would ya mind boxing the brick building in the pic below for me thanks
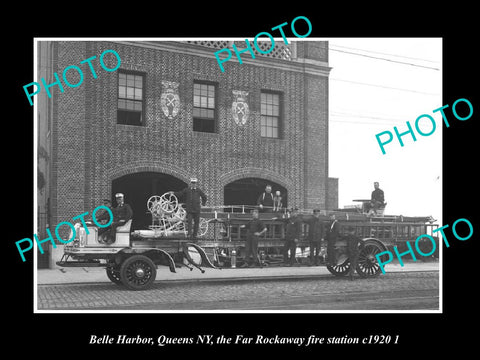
[36,39,338,267]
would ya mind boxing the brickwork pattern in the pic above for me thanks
[48,41,331,236]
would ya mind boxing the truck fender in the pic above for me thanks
[117,248,176,273]
[185,243,218,269]
[359,237,388,252]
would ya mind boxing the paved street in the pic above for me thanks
[37,270,439,311]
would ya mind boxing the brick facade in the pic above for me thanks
[39,40,336,239]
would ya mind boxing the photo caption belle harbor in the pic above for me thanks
[88,334,400,347]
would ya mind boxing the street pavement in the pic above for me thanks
[36,269,439,311]
[37,260,439,285]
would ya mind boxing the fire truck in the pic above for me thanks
[57,193,439,290]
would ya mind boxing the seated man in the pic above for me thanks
[98,193,133,243]
[367,182,385,215]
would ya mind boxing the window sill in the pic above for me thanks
[193,130,219,136]
[116,123,147,130]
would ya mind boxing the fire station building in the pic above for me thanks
[36,39,338,267]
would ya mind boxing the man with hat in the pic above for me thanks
[257,184,274,212]
[170,177,207,240]
[367,181,385,215]
[98,193,133,243]
[307,209,324,266]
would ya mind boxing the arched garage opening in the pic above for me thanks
[224,177,288,212]
[112,172,187,230]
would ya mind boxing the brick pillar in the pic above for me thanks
[51,41,87,239]
[301,41,331,210]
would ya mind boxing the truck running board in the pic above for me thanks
[56,260,104,267]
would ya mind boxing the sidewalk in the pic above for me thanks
[36,260,440,285]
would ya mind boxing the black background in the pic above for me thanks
[5,5,478,356]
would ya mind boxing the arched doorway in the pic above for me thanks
[112,172,187,230]
[224,177,288,212]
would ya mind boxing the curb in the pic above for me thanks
[36,262,440,286]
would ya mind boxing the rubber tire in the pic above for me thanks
[119,255,157,290]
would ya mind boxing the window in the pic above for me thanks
[260,92,281,138]
[193,82,216,133]
[117,71,144,126]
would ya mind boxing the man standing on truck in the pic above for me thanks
[257,184,274,212]
[170,177,207,240]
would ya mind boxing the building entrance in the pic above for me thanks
[112,172,187,230]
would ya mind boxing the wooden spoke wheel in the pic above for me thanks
[356,240,386,277]
[326,258,351,276]
[119,255,157,290]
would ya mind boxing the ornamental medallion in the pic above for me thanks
[232,90,249,126]
[161,81,180,119]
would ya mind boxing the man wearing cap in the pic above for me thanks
[257,184,274,212]
[282,207,303,266]
[307,209,324,266]
[368,182,385,215]
[98,193,133,243]
[170,178,207,240]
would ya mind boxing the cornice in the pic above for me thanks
[114,41,331,77]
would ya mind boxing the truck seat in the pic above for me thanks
[116,219,132,233]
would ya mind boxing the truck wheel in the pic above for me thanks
[119,255,157,290]
[326,260,351,276]
[106,266,123,285]
[356,241,385,277]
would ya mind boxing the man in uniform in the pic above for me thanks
[307,209,324,266]
[257,184,274,212]
[170,178,207,240]
[344,226,361,281]
[282,207,303,266]
[368,181,385,215]
[325,213,340,266]
[98,193,133,244]
[240,208,267,267]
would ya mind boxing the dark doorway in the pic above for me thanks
[224,177,287,212]
[112,172,187,230]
